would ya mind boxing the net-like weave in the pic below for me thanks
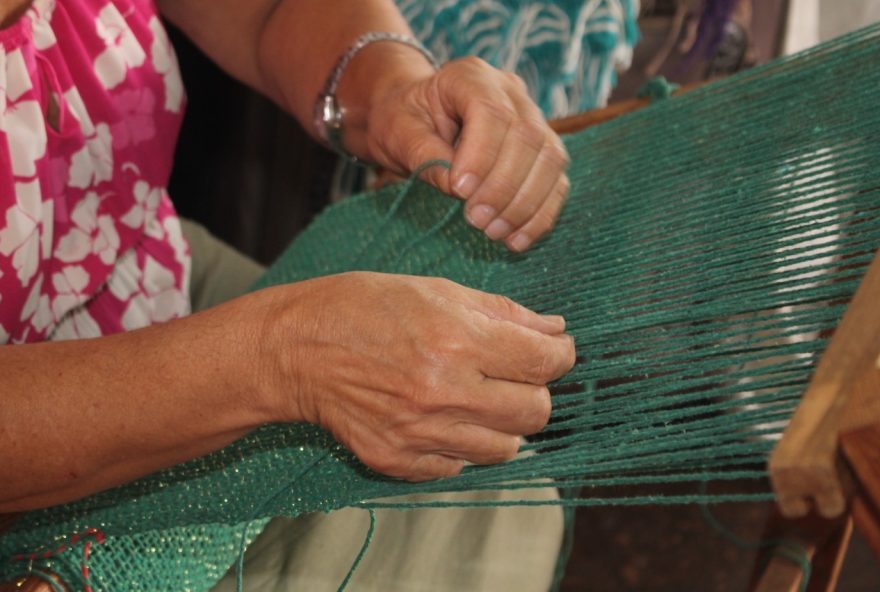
[3,22,880,591]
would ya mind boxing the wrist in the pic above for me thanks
[170,292,301,428]
[252,284,321,425]
[329,39,437,162]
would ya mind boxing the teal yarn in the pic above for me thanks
[336,510,377,592]
[4,22,880,590]
[636,76,680,100]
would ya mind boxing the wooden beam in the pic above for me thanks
[839,364,880,560]
[749,509,852,592]
[770,249,880,518]
[548,82,704,135]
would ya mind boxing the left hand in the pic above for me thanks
[364,57,570,253]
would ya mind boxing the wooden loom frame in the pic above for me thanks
[2,91,879,592]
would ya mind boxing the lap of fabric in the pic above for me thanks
[181,219,564,592]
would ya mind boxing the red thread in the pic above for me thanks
[10,527,106,592]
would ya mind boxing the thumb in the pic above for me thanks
[399,123,456,195]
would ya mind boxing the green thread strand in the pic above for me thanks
[337,509,377,592]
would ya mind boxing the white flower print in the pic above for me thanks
[19,272,52,333]
[120,179,161,230]
[107,249,138,301]
[54,192,121,265]
[1,48,47,177]
[148,17,183,113]
[63,87,96,137]
[51,264,90,320]
[68,122,113,189]
[49,265,101,339]
[0,179,53,286]
[163,215,191,300]
[31,0,59,50]
[50,307,101,341]
[162,214,189,269]
[119,254,187,330]
[93,3,147,90]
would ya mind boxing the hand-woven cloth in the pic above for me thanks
[3,21,880,591]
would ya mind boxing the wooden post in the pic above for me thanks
[770,249,880,518]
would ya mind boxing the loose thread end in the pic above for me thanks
[336,508,377,592]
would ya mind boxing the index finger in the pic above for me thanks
[437,279,566,335]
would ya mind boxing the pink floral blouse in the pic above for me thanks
[0,0,190,344]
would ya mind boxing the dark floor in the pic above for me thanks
[559,496,880,591]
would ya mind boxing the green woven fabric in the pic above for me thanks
[4,22,880,591]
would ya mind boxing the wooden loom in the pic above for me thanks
[2,92,879,592]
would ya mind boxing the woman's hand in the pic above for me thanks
[261,272,575,482]
[361,57,570,253]
[161,0,568,251]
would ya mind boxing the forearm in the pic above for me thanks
[257,0,434,153]
[160,0,434,158]
[0,295,279,513]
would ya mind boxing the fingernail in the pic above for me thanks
[544,314,566,330]
[508,232,532,252]
[466,204,496,229]
[485,218,513,240]
[454,173,480,199]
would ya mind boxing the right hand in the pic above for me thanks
[258,272,575,481]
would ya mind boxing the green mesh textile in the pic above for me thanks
[4,22,880,591]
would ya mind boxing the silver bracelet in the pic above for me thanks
[314,32,440,163]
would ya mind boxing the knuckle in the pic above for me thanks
[414,370,450,413]
[492,294,522,320]
[459,55,488,70]
[362,446,403,477]
[510,120,547,152]
[478,99,516,127]
[526,207,560,239]
[535,348,556,380]
[430,276,457,291]
[564,336,577,370]
[409,135,440,162]
[504,71,528,92]
[546,142,571,169]
[484,175,521,204]
[441,459,466,478]
[436,334,468,359]
[558,174,571,196]
[407,455,463,482]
